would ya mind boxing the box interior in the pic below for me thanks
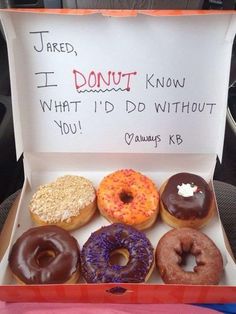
[0,152,236,287]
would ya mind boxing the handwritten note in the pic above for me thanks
[1,12,235,155]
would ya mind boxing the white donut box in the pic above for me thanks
[0,8,235,303]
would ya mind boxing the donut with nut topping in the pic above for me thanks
[29,175,96,231]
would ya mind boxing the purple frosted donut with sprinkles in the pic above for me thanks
[81,223,154,283]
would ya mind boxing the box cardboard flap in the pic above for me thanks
[0,10,235,160]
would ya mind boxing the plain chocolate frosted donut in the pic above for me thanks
[81,223,154,283]
[156,228,223,285]
[9,225,80,284]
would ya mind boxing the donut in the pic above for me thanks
[160,172,214,229]
[8,225,80,284]
[97,169,159,230]
[29,175,96,231]
[156,227,223,285]
[81,223,154,283]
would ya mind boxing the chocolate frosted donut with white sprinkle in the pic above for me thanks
[29,175,96,231]
[81,223,154,283]
[160,172,214,229]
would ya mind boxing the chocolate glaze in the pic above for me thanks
[161,173,212,220]
[8,225,80,284]
[81,223,154,283]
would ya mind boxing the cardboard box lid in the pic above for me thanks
[0,10,235,161]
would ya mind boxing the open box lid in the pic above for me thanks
[0,10,236,163]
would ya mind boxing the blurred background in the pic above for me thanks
[0,0,235,204]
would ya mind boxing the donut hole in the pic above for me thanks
[119,190,133,204]
[178,251,197,272]
[36,250,56,267]
[109,248,129,266]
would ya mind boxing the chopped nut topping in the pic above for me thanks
[29,175,95,223]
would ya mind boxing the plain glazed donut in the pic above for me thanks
[156,227,223,285]
[160,172,214,229]
[97,169,159,230]
[8,225,80,284]
[29,175,96,231]
[81,223,154,283]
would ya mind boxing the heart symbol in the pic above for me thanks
[125,133,134,145]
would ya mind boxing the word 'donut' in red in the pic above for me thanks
[73,69,137,93]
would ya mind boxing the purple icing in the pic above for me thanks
[81,223,154,283]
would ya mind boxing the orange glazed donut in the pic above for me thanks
[97,169,159,230]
